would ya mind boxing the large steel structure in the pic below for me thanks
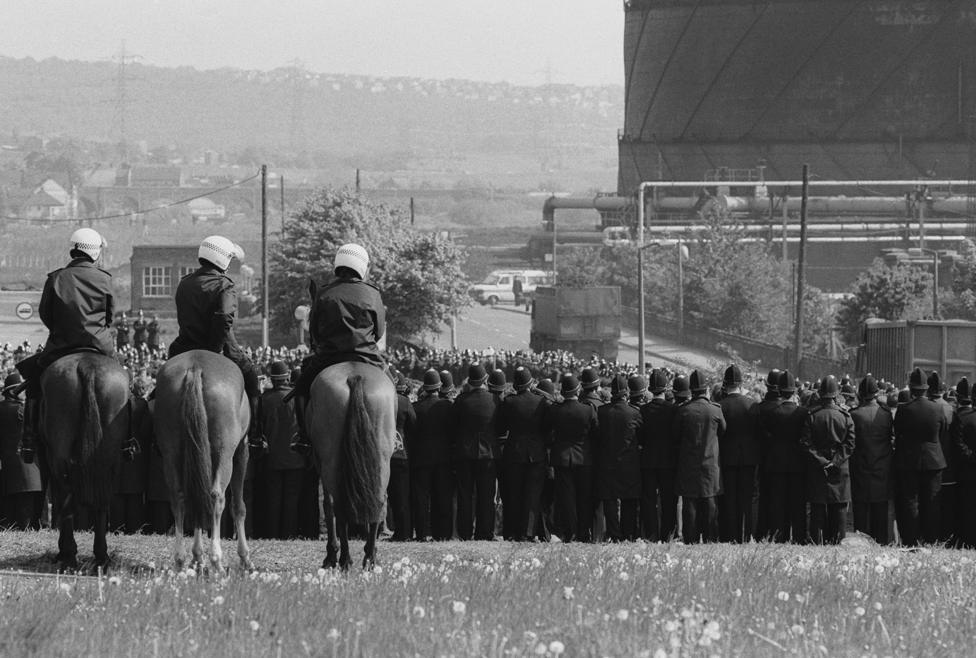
[618,1,976,191]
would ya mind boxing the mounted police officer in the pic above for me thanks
[169,235,261,442]
[16,228,115,461]
[291,243,386,451]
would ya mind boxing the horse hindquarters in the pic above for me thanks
[339,375,384,527]
[178,366,214,532]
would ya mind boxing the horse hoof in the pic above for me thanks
[339,558,352,572]
[323,556,338,570]
[58,556,79,573]
[362,557,375,571]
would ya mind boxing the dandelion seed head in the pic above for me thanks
[548,640,565,655]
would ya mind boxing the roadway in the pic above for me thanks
[429,301,725,372]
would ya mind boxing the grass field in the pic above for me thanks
[0,529,972,657]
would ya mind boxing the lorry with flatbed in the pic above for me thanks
[529,286,621,360]
[857,319,976,385]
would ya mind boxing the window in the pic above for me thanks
[142,266,171,298]
[178,266,194,279]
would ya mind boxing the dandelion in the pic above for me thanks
[106,576,120,586]
[249,620,260,632]
[548,640,565,655]
[452,600,467,615]
[651,596,662,607]
[533,643,548,655]
[616,609,630,621]
[852,590,862,599]
[317,568,327,578]
[854,606,866,617]
[875,564,885,574]
[791,624,805,636]
[531,558,542,568]
[443,554,456,563]
[326,628,340,641]
[665,621,680,633]
[654,650,668,658]
[702,620,721,640]
[412,605,426,618]
[776,591,790,601]
[58,582,72,596]
[213,595,225,606]
[794,594,806,604]
[732,588,742,598]
[618,571,630,582]
[185,567,197,578]
[873,602,883,612]
[562,586,575,600]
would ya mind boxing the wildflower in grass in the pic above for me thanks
[854,606,866,617]
[108,576,121,586]
[732,588,742,598]
[185,567,196,578]
[327,628,340,641]
[531,558,542,568]
[548,640,565,655]
[562,586,574,600]
[213,595,225,606]
[654,650,668,658]
[58,582,72,597]
[317,568,327,578]
[790,624,805,636]
[665,621,679,633]
[852,590,862,599]
[249,620,260,632]
[873,602,883,612]
[452,600,466,615]
[776,591,790,601]
[412,605,426,618]
[794,594,806,603]
[533,643,547,655]
[618,571,629,581]
[443,554,456,563]
[616,609,630,621]
[651,596,662,607]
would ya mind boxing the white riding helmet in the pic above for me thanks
[334,243,370,279]
[199,235,245,271]
[69,227,106,261]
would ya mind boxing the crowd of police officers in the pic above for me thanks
[3,352,975,548]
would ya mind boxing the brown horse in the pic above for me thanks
[41,352,129,571]
[153,350,252,571]
[307,362,395,570]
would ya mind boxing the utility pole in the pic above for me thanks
[355,169,361,193]
[280,174,286,232]
[261,165,269,348]
[793,165,809,376]
[410,197,415,226]
[109,40,140,161]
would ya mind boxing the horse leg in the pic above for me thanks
[172,495,187,569]
[230,440,253,571]
[363,522,379,571]
[336,510,352,571]
[93,507,110,571]
[322,493,339,569]
[56,494,79,572]
[191,528,205,568]
[210,486,226,573]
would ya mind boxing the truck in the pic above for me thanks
[857,319,976,385]
[529,286,621,360]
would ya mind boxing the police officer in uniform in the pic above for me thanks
[952,378,976,547]
[496,366,548,541]
[596,374,643,541]
[718,364,759,543]
[411,369,454,540]
[451,364,500,540]
[849,375,894,544]
[928,372,960,545]
[763,371,808,543]
[893,367,947,546]
[754,369,781,540]
[259,360,306,539]
[291,243,386,449]
[801,376,855,545]
[388,371,416,541]
[673,370,725,543]
[169,235,261,441]
[16,228,115,461]
[544,374,598,542]
[0,373,43,529]
[638,368,678,541]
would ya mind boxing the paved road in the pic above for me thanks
[430,302,724,371]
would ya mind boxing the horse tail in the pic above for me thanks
[339,375,384,525]
[77,360,111,506]
[179,366,213,529]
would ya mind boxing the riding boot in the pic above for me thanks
[290,395,312,456]
[18,394,38,464]
[247,395,267,451]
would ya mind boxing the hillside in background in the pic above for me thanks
[0,56,622,191]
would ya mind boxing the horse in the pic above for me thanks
[153,350,253,572]
[40,352,130,572]
[307,361,396,570]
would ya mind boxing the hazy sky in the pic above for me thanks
[5,0,623,86]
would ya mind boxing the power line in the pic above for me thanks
[1,172,260,223]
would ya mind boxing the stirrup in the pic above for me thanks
[17,440,35,464]
[289,432,312,456]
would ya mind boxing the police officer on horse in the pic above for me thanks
[16,228,116,461]
[291,243,386,451]
[168,235,262,442]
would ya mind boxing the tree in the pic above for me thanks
[268,187,470,343]
[940,239,976,320]
[835,258,933,345]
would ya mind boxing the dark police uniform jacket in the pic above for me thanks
[639,398,677,470]
[496,389,548,464]
[411,394,453,468]
[38,257,115,364]
[393,392,417,462]
[309,277,385,368]
[451,387,499,461]
[953,404,976,482]
[718,393,759,467]
[0,397,42,494]
[801,400,855,504]
[259,385,306,471]
[672,395,726,498]
[544,398,598,468]
[849,399,894,502]
[595,399,643,499]
[763,400,807,474]
[893,395,947,471]
[169,265,245,361]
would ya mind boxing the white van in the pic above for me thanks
[469,269,553,306]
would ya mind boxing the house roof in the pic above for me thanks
[25,190,63,207]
